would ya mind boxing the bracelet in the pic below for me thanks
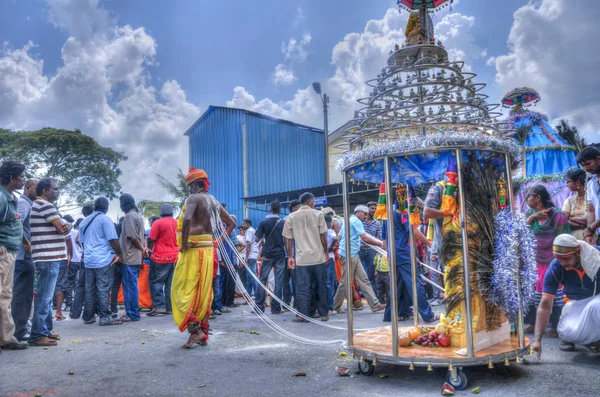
[586,226,594,233]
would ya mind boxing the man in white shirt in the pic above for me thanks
[579,147,600,245]
[63,217,84,312]
[242,219,260,298]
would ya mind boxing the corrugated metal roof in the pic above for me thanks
[184,105,323,136]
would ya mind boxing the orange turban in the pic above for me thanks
[186,167,210,191]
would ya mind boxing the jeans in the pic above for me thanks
[358,249,377,294]
[256,256,286,313]
[63,261,82,307]
[212,274,223,311]
[375,271,389,304]
[220,251,236,307]
[384,263,434,322]
[149,261,174,311]
[11,258,35,340]
[296,263,328,318]
[325,258,338,310]
[110,264,122,314]
[120,264,141,320]
[30,260,62,341]
[70,263,87,319]
[282,260,296,307]
[245,259,258,298]
[83,265,114,324]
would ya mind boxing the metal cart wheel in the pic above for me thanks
[358,360,375,376]
[446,368,468,390]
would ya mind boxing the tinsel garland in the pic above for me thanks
[507,110,548,129]
[513,172,565,185]
[490,208,538,321]
[335,133,521,171]
[525,145,576,153]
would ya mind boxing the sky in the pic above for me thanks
[1,0,599,215]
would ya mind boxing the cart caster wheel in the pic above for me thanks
[446,369,468,390]
[358,360,375,376]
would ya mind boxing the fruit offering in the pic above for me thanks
[414,330,451,348]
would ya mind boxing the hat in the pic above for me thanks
[63,214,75,223]
[185,166,208,184]
[160,203,174,216]
[552,234,580,258]
[354,205,369,214]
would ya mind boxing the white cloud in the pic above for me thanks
[230,7,484,132]
[293,7,304,29]
[0,0,201,207]
[490,0,600,141]
[271,64,297,85]
[282,32,312,63]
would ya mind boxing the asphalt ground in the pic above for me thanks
[1,302,598,397]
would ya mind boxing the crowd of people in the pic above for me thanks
[1,146,599,353]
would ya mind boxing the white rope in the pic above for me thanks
[214,220,381,333]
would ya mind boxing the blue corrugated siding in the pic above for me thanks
[188,107,324,226]
[246,112,324,197]
[189,108,245,224]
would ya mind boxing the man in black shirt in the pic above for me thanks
[255,201,286,314]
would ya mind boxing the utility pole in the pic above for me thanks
[313,82,329,185]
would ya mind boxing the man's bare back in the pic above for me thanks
[180,192,236,252]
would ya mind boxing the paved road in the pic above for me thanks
[1,304,598,397]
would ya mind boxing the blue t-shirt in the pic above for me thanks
[339,215,366,258]
[382,211,411,265]
[79,211,119,269]
[542,251,600,301]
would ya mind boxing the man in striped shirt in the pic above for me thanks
[29,178,71,347]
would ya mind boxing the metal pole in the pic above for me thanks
[406,183,420,329]
[505,153,525,348]
[384,157,399,357]
[323,94,330,185]
[342,172,354,347]
[455,149,475,358]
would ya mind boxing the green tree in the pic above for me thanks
[0,128,127,210]
[556,119,587,154]
[138,168,188,220]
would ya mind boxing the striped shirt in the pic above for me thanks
[360,218,381,248]
[30,198,67,262]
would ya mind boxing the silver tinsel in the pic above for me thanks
[335,132,521,171]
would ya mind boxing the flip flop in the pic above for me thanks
[55,314,66,321]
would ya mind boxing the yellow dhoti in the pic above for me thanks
[171,235,214,332]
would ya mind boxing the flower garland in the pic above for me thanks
[490,208,538,321]
[335,132,521,171]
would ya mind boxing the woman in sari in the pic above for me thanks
[524,185,570,338]
[562,167,588,241]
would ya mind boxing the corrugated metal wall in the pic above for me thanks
[188,107,245,223]
[188,106,325,227]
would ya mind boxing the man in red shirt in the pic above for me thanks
[147,204,178,316]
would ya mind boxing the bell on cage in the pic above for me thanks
[504,356,511,367]
[487,357,494,369]
[448,361,454,371]
[427,363,433,372]
[409,362,415,371]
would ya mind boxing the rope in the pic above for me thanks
[214,220,381,333]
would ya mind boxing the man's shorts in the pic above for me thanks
[55,260,69,292]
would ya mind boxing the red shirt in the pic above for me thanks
[148,217,178,264]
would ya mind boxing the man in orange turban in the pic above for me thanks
[171,167,235,348]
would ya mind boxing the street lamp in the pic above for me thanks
[313,81,329,185]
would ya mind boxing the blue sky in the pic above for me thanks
[0,0,526,117]
[1,0,598,205]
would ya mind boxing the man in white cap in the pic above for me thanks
[332,205,386,314]
[532,234,600,357]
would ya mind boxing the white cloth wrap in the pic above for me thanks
[557,294,600,345]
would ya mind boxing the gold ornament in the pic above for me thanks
[409,362,415,371]
[427,363,433,372]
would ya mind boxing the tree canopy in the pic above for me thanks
[0,128,127,209]
[138,168,188,220]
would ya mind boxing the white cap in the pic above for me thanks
[354,205,369,214]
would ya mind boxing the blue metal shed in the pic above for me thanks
[185,105,325,226]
